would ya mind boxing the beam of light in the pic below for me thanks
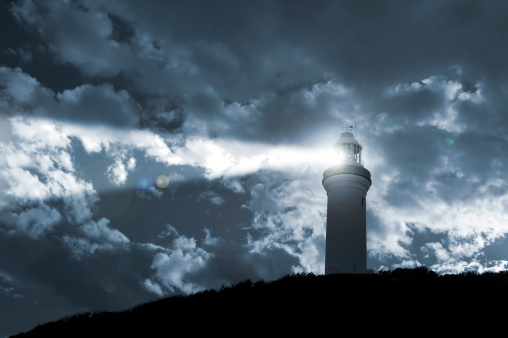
[180,137,339,179]
[3,115,342,195]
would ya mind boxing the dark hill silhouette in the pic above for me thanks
[11,267,508,336]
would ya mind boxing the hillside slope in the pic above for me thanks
[12,267,508,336]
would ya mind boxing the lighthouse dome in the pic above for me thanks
[335,132,361,146]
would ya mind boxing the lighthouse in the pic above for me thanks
[323,126,372,274]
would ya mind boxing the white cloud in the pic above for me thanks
[365,149,508,273]
[422,242,449,262]
[126,157,136,170]
[156,224,179,239]
[148,186,163,198]
[457,83,484,103]
[142,279,165,297]
[385,76,485,133]
[15,204,61,239]
[61,122,183,166]
[10,116,71,149]
[81,218,129,244]
[1,167,50,201]
[243,174,327,274]
[202,228,219,247]
[150,227,211,295]
[303,80,348,103]
[106,159,129,186]
[223,178,244,193]
[222,100,261,123]
[106,152,136,186]
[0,117,99,237]
[62,219,129,259]
[198,191,225,206]
[62,235,114,260]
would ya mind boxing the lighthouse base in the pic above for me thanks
[323,170,370,275]
[324,186,367,274]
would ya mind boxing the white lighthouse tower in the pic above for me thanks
[322,125,372,274]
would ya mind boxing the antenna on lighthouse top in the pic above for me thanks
[342,122,356,137]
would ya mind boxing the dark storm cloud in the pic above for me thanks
[54,83,140,127]
[0,67,141,127]
[7,0,508,140]
[3,1,338,139]
[378,83,448,122]
[10,0,137,78]
[453,132,508,177]
[455,82,508,136]
[108,13,136,44]
[107,0,505,95]
[113,0,508,140]
[376,126,445,179]
[139,97,186,133]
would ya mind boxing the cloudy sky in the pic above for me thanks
[2,0,508,335]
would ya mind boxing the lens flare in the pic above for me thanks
[156,175,169,188]
[446,138,455,146]
[136,176,153,192]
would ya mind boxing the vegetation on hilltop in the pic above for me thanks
[12,267,508,336]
